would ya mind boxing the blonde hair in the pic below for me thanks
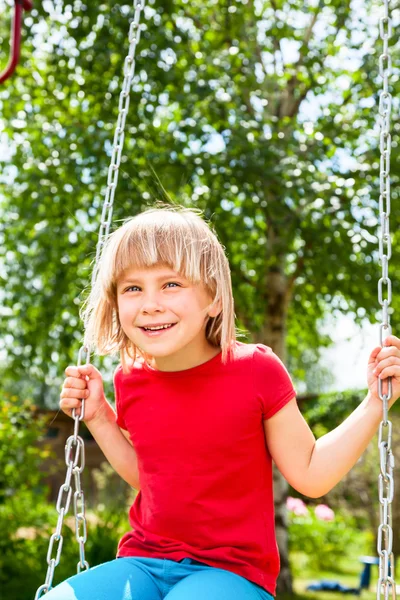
[82,204,238,373]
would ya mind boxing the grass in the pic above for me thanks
[282,553,378,600]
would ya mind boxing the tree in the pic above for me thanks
[1,0,399,592]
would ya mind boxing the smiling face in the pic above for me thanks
[116,264,222,372]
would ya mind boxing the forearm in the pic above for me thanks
[306,392,382,497]
[86,404,140,490]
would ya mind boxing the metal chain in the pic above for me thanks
[34,1,146,597]
[91,0,146,289]
[376,2,396,600]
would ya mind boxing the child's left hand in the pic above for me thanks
[368,334,400,406]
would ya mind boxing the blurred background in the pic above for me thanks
[0,0,399,597]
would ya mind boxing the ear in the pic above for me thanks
[208,298,222,318]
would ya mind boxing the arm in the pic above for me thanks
[264,335,400,497]
[264,394,381,498]
[86,403,141,491]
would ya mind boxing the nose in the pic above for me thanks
[140,294,165,315]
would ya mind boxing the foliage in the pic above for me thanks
[298,392,400,558]
[303,386,400,434]
[92,460,137,514]
[0,393,51,502]
[83,507,131,568]
[0,393,127,595]
[1,507,129,599]
[323,411,400,558]
[0,393,54,593]
[0,0,399,403]
[287,498,373,574]
[301,388,369,437]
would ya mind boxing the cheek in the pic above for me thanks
[180,298,207,320]
[177,299,191,313]
[176,299,202,318]
[117,300,136,324]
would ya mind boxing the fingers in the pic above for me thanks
[63,375,87,389]
[61,364,104,420]
[375,345,400,363]
[371,335,400,363]
[60,385,88,413]
[60,385,89,399]
[369,336,400,378]
[61,367,91,417]
[60,398,83,416]
[369,346,382,363]
[373,356,399,379]
[65,364,102,380]
[382,335,396,347]
[61,374,89,398]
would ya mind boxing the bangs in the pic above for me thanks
[102,210,219,294]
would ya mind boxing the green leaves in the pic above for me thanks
[1,0,399,400]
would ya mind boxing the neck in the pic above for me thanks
[148,343,221,372]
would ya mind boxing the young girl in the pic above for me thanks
[52,204,400,600]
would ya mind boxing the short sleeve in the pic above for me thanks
[114,365,128,430]
[253,344,297,420]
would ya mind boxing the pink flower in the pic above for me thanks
[315,504,335,521]
[286,497,309,516]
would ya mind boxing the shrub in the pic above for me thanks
[0,394,131,598]
[3,503,130,599]
[0,394,57,596]
[287,497,372,574]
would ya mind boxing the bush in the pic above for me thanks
[0,394,131,598]
[287,497,372,574]
[0,394,55,594]
[2,504,130,599]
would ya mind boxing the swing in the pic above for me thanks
[0,0,33,84]
[33,1,396,598]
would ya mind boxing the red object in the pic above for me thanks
[0,0,33,84]
[114,341,297,596]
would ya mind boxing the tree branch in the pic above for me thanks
[269,0,284,76]
[275,0,323,118]
[287,240,313,294]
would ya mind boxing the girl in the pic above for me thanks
[54,204,400,600]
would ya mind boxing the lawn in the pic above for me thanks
[284,553,379,600]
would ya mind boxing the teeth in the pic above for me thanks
[145,324,174,331]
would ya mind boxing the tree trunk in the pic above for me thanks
[262,261,293,594]
[273,464,293,593]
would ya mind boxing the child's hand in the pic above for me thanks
[367,335,400,407]
[60,364,108,423]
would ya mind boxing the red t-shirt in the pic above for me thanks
[114,341,296,596]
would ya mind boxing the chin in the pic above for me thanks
[149,347,180,357]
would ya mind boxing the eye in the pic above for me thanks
[165,282,180,288]
[123,282,180,293]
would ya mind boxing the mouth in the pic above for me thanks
[139,323,178,337]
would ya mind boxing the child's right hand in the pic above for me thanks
[60,364,108,424]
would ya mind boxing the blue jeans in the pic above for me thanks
[44,557,274,600]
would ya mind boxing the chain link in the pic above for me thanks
[90,0,146,289]
[34,354,88,600]
[34,2,146,596]
[376,2,396,600]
